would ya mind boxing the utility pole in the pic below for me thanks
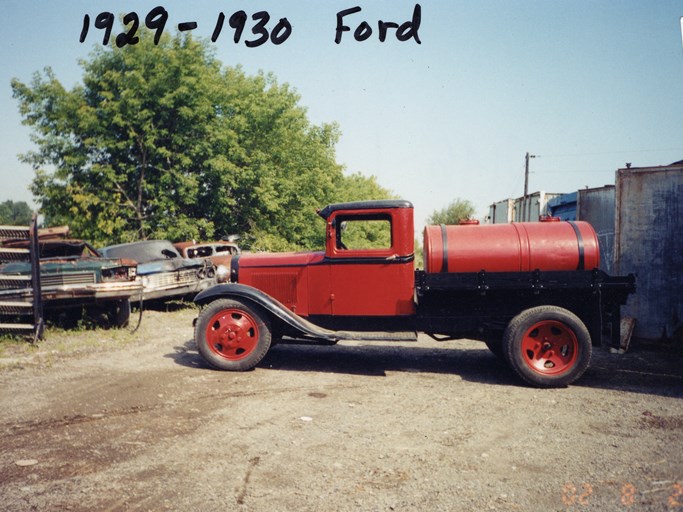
[523,152,536,221]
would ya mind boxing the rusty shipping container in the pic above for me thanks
[615,163,683,342]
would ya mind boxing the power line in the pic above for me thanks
[541,169,617,174]
[539,147,683,158]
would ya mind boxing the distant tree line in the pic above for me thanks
[426,198,475,225]
[0,200,33,226]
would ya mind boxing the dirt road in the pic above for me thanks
[0,308,681,511]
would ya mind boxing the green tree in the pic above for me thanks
[12,29,379,250]
[0,200,33,225]
[427,198,476,225]
[331,172,395,204]
[320,172,396,250]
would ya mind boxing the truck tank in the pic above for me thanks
[423,220,600,273]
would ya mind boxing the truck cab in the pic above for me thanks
[235,200,416,319]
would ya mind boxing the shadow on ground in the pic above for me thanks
[166,338,682,397]
[579,343,683,397]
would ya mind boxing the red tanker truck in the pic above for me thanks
[193,200,635,387]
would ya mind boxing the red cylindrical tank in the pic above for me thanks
[423,221,600,273]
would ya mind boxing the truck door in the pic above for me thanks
[324,210,415,316]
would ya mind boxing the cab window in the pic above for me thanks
[336,214,392,251]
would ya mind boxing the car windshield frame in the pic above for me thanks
[101,241,181,264]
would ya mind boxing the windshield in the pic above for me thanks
[40,240,101,258]
[101,241,180,263]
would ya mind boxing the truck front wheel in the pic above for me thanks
[502,306,591,388]
[195,299,272,371]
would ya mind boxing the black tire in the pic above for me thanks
[484,337,504,359]
[502,305,592,388]
[195,298,271,371]
[110,299,131,328]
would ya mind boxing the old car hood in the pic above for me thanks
[135,258,204,276]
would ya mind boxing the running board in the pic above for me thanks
[281,330,418,345]
[335,330,418,342]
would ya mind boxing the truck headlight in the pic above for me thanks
[215,265,230,283]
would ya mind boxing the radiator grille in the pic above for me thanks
[42,272,96,287]
[146,269,199,288]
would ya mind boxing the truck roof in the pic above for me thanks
[317,199,413,220]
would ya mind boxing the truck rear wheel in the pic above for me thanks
[484,337,504,359]
[195,299,272,371]
[502,306,591,388]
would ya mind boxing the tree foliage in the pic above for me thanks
[12,30,392,250]
[0,200,33,225]
[426,198,476,225]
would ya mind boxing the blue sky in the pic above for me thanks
[2,1,682,231]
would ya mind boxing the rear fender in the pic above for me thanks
[194,284,338,343]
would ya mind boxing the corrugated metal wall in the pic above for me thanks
[577,186,615,274]
[514,192,561,222]
[615,165,683,341]
[487,192,562,224]
[487,199,515,224]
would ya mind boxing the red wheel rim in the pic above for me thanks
[519,320,579,376]
[205,309,260,361]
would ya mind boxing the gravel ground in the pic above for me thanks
[0,307,681,511]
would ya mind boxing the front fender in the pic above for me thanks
[194,283,338,343]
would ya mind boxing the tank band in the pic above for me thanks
[568,221,585,270]
[440,224,449,273]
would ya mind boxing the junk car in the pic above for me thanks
[0,238,141,327]
[100,240,220,301]
[174,240,240,269]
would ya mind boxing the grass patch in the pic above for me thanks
[0,325,134,370]
[0,303,198,371]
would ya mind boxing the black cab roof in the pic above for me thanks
[317,200,413,220]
